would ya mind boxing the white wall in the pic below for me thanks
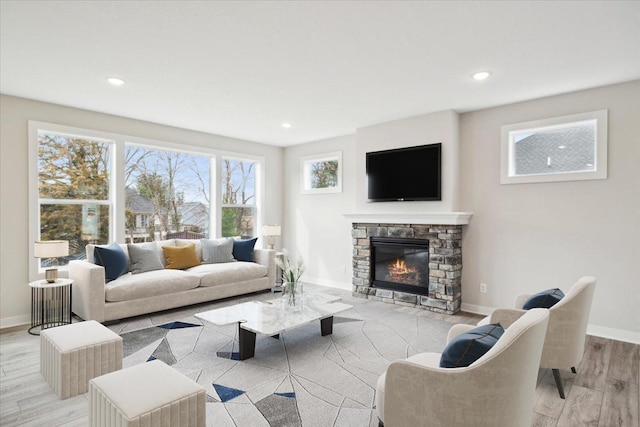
[0,94,284,328]
[355,109,460,212]
[459,81,640,342]
[283,134,356,289]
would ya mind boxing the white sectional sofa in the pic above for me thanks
[69,239,276,323]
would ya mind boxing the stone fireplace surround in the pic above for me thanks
[345,213,472,315]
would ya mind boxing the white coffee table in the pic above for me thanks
[195,293,353,360]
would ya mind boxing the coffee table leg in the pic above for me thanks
[320,316,334,336]
[238,324,256,360]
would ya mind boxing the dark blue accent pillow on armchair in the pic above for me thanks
[232,238,258,262]
[439,323,505,368]
[94,242,129,282]
[522,288,565,310]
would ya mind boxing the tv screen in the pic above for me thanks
[366,143,442,201]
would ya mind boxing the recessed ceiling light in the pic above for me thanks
[106,77,125,86]
[558,145,566,149]
[472,71,491,81]
[281,123,292,129]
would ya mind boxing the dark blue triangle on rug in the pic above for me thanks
[275,392,296,398]
[157,321,201,330]
[213,384,245,402]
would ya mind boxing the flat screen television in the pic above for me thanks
[366,143,442,201]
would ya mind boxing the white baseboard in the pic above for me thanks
[460,303,493,316]
[462,302,640,345]
[587,325,640,345]
[0,314,30,330]
[302,276,352,291]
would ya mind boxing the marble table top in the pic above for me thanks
[195,293,353,336]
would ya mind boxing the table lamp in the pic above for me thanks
[261,225,281,250]
[34,240,69,283]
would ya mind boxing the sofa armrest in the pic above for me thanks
[69,260,106,322]
[254,249,276,287]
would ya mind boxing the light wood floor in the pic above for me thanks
[1,308,638,426]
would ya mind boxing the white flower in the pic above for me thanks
[275,249,305,284]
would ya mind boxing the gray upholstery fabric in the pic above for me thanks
[127,243,164,274]
[201,238,235,264]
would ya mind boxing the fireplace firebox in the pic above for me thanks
[371,237,430,296]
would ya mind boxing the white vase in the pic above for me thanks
[282,281,303,312]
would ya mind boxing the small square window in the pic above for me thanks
[501,110,607,184]
[301,151,342,194]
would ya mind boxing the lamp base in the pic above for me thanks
[45,268,58,283]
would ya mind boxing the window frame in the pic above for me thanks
[300,151,343,194]
[29,121,265,281]
[220,156,260,238]
[500,110,608,185]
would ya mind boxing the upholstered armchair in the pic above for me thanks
[479,276,596,399]
[376,308,549,427]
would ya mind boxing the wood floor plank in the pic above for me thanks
[575,335,612,391]
[598,378,639,427]
[608,341,640,384]
[557,384,603,427]
[533,369,573,419]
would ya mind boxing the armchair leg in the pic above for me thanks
[571,366,577,374]
[552,369,566,399]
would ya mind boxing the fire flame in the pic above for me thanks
[386,258,420,284]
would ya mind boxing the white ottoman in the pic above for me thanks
[89,360,206,427]
[41,320,122,400]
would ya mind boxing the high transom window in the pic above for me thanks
[501,110,608,184]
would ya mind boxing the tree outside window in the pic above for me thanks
[37,133,112,267]
[221,158,256,238]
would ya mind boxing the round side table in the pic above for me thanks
[28,278,73,335]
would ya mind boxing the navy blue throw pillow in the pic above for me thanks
[522,288,565,310]
[94,242,129,282]
[232,238,258,262]
[439,323,505,368]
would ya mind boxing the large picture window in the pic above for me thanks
[37,132,113,269]
[30,121,264,280]
[501,110,608,184]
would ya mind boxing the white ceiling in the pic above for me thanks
[1,1,639,147]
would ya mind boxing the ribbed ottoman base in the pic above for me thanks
[89,360,206,427]
[41,320,122,400]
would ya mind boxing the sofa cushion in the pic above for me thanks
[522,288,565,309]
[128,243,164,274]
[439,323,504,368]
[87,243,130,267]
[232,238,258,262]
[104,270,200,302]
[154,239,176,266]
[201,238,234,264]
[94,243,129,282]
[176,239,203,261]
[163,244,201,269]
[188,261,268,287]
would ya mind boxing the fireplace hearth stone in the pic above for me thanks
[352,222,462,314]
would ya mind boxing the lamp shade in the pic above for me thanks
[262,225,281,237]
[34,240,69,258]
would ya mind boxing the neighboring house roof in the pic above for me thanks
[125,187,154,214]
[514,126,595,175]
[179,202,208,230]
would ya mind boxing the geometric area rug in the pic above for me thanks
[119,294,454,427]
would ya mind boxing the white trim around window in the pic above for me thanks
[500,110,608,185]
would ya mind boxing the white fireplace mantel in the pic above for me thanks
[343,212,473,225]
